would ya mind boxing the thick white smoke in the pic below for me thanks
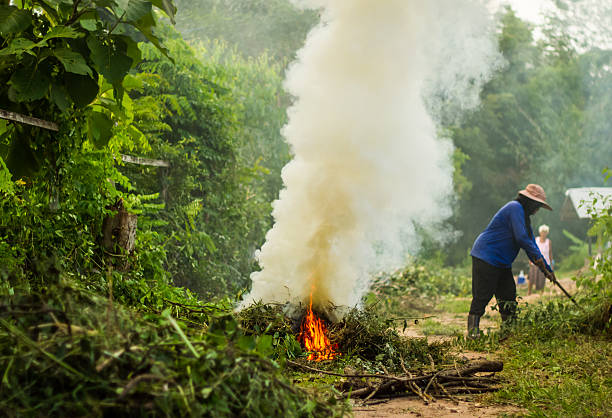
[240,0,503,314]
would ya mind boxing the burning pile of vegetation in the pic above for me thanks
[237,302,453,373]
[299,296,339,361]
[237,302,507,404]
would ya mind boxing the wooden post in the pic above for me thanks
[121,154,170,167]
[0,109,59,131]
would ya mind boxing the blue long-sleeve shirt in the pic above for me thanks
[471,201,552,272]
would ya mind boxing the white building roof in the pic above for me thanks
[560,187,612,220]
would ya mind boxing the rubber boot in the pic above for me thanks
[500,300,518,327]
[499,312,517,341]
[467,314,481,339]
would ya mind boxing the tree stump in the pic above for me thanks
[103,199,137,255]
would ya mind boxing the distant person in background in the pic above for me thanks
[528,224,553,295]
[467,184,556,338]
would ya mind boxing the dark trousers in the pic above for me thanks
[469,256,517,317]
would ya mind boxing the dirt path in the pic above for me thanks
[352,397,523,417]
[353,276,577,417]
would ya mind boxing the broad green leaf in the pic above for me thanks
[79,19,98,31]
[150,0,176,24]
[114,24,147,43]
[114,0,130,9]
[255,335,274,357]
[0,38,38,57]
[64,73,99,108]
[87,37,133,83]
[5,136,39,180]
[93,0,116,7]
[95,5,120,29]
[9,65,51,102]
[31,1,59,25]
[0,156,14,194]
[130,18,172,62]
[123,35,142,67]
[0,6,31,35]
[41,26,82,42]
[122,73,143,91]
[87,111,113,148]
[54,48,93,76]
[125,0,152,22]
[51,83,72,112]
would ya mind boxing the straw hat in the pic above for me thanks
[519,184,552,211]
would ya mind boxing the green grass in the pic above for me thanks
[438,297,471,314]
[419,318,463,336]
[453,292,612,417]
[494,334,612,416]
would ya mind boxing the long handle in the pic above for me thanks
[550,275,581,309]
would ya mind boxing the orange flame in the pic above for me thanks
[299,294,339,361]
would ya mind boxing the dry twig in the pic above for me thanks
[336,360,504,402]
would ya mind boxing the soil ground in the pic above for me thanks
[352,397,523,418]
[353,276,576,417]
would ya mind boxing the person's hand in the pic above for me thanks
[534,258,553,280]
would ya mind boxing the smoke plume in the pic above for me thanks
[240,0,503,314]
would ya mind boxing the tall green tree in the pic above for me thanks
[174,0,318,62]
[445,8,610,267]
[119,26,289,297]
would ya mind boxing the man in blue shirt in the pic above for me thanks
[468,184,555,338]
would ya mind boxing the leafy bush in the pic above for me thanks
[513,296,611,341]
[368,259,471,316]
[579,184,612,301]
[558,229,589,273]
[0,281,345,417]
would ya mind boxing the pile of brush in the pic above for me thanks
[238,302,506,405]
[0,284,346,417]
[290,359,503,404]
[237,303,453,371]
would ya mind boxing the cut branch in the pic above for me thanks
[337,360,504,403]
